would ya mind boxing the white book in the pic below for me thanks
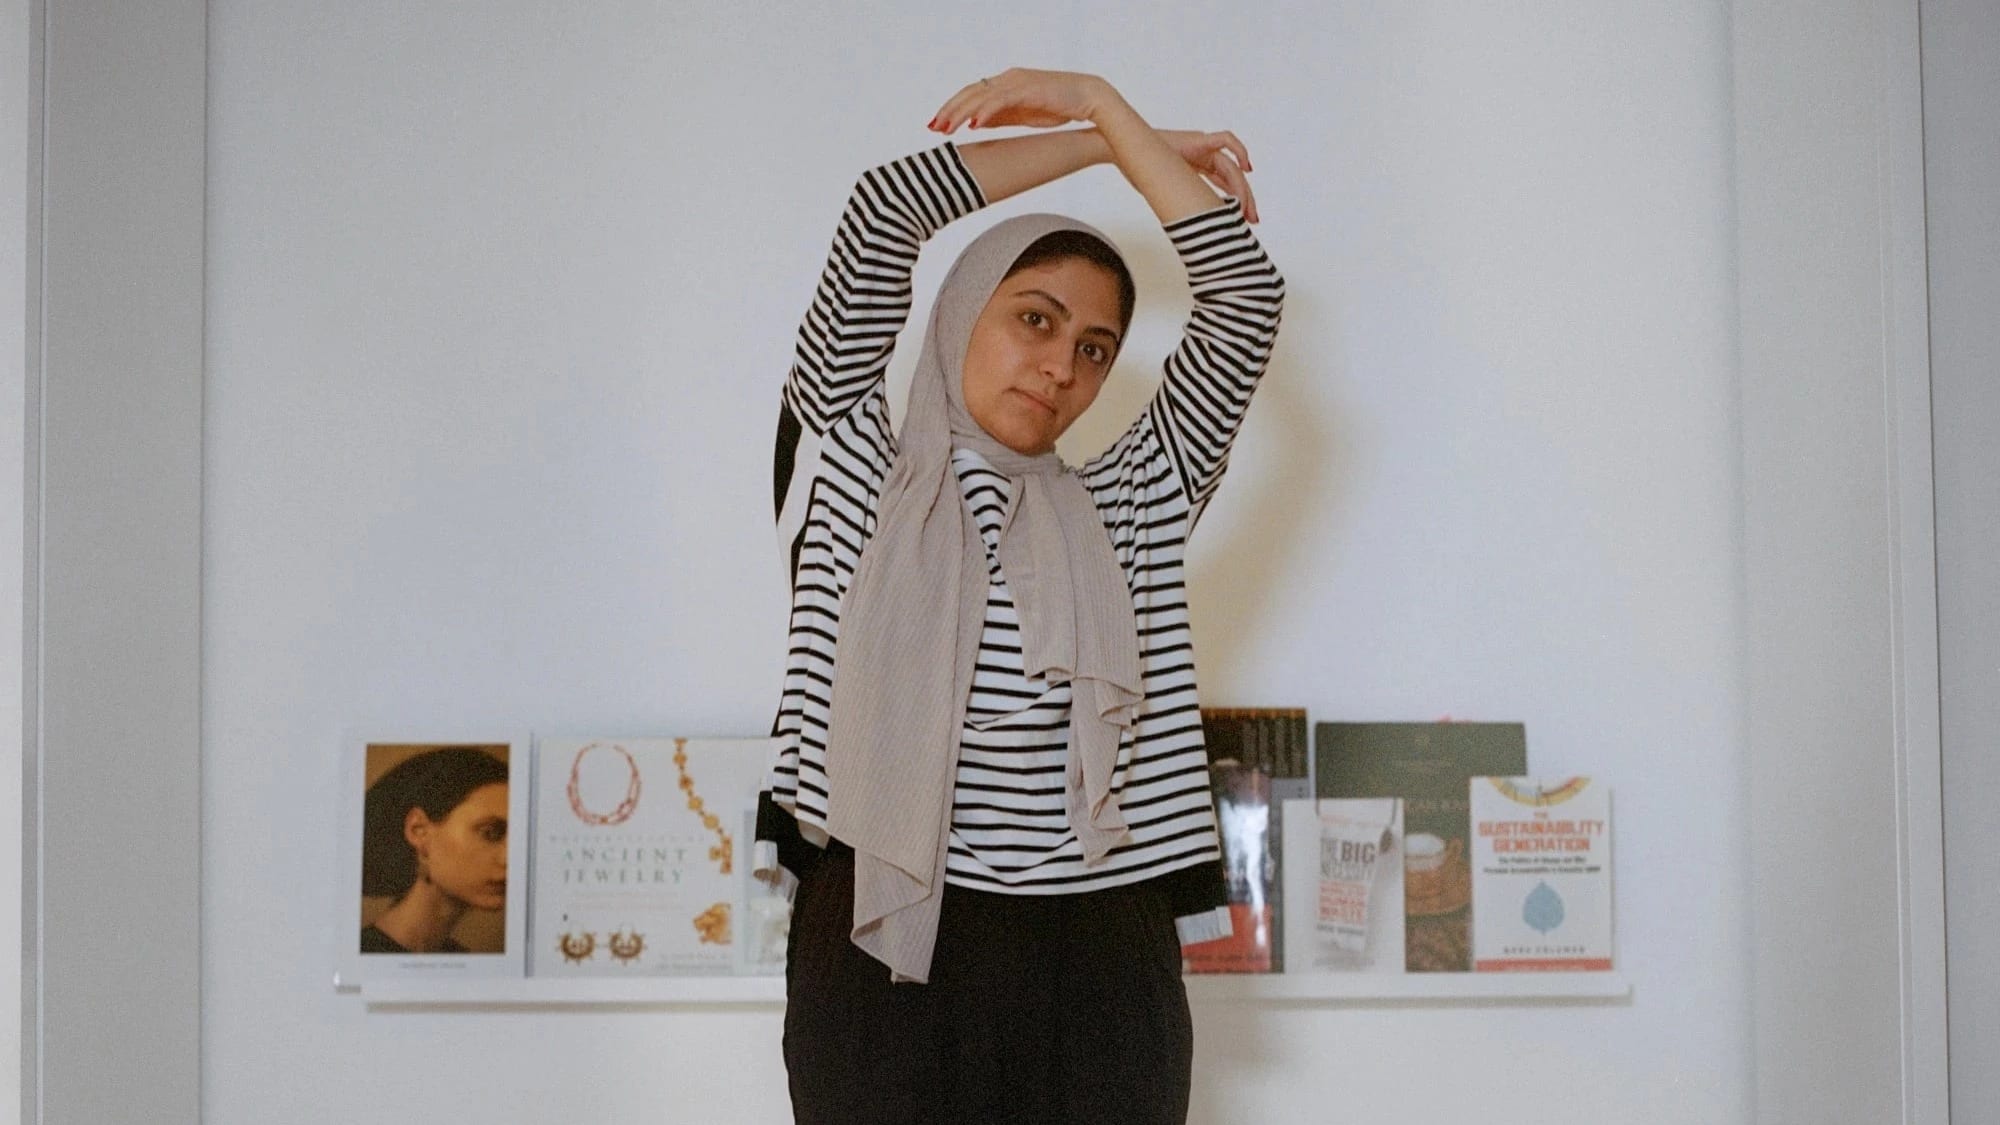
[531,736,779,977]
[1470,777,1614,971]
[1280,798,1406,974]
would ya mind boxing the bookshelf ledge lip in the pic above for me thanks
[1186,970,1631,1003]
[350,971,1630,1009]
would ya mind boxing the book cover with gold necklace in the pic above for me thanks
[530,736,777,976]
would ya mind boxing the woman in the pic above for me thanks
[359,746,510,955]
[754,68,1284,1124]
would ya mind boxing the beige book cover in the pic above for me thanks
[530,736,776,976]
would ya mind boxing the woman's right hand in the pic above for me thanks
[928,68,1112,134]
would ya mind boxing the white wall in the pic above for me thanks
[205,4,1746,1122]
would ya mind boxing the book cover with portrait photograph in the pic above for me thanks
[332,735,530,989]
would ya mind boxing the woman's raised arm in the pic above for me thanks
[780,146,986,437]
[932,68,1260,225]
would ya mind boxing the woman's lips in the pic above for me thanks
[1011,388,1058,415]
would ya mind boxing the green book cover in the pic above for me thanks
[1313,722,1527,972]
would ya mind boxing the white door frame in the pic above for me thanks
[18,2,206,1122]
[1734,0,1948,1121]
[1919,1,2000,1121]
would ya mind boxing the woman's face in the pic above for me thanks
[406,781,509,912]
[961,256,1124,456]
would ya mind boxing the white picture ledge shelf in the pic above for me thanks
[349,971,1631,1009]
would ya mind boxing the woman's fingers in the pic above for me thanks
[1222,158,1258,223]
[1165,130,1253,174]
[1214,181,1259,223]
[931,76,1002,130]
[1194,133,1258,222]
[933,74,1027,131]
[938,94,1011,131]
[1204,147,1259,223]
[1192,131,1252,175]
[930,81,987,131]
[930,68,1101,132]
[1215,131,1251,172]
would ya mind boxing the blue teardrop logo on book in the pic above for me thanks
[1523,881,1566,934]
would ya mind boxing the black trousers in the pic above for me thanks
[783,846,1194,1125]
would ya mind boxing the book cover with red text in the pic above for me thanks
[1470,776,1614,971]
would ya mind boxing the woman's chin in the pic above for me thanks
[456,889,507,913]
[992,422,1057,456]
[969,400,1060,456]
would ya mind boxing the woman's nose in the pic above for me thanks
[1040,342,1077,386]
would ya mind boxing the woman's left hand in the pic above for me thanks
[1158,130,1259,224]
[929,68,1112,133]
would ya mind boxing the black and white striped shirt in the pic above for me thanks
[754,143,1285,940]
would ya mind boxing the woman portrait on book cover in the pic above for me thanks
[358,744,511,956]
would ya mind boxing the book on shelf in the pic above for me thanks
[1279,797,1406,973]
[1184,707,1308,974]
[530,736,779,977]
[334,734,532,989]
[1470,777,1613,971]
[1314,722,1527,972]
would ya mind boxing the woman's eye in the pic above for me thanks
[1081,343,1108,364]
[1021,310,1047,328]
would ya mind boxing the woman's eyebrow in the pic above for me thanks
[1012,287,1072,317]
[1012,288,1122,345]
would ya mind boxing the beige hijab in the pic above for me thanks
[823,213,1145,984]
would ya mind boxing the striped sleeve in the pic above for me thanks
[779,144,988,436]
[1145,198,1286,525]
[756,146,985,892]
